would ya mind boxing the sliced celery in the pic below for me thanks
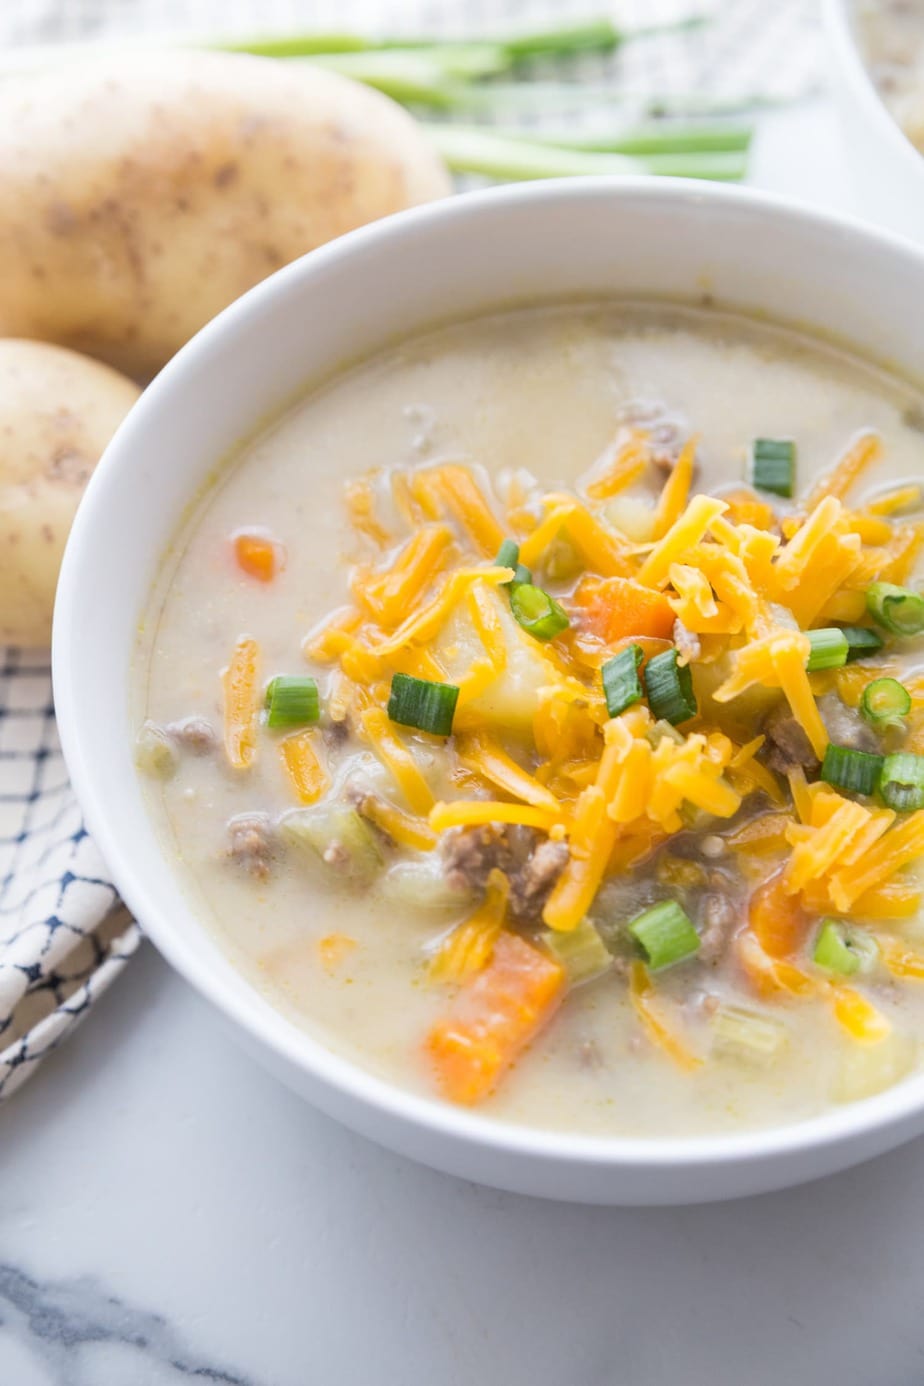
[540,917,612,985]
[712,1004,788,1066]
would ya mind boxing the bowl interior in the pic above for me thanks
[53,178,924,1182]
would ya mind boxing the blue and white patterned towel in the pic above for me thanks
[0,651,141,1099]
[0,0,818,1097]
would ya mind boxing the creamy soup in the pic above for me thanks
[134,302,924,1139]
[858,0,924,151]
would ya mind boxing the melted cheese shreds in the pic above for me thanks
[429,869,509,982]
[652,437,697,539]
[584,430,651,501]
[429,800,565,833]
[637,494,728,587]
[456,731,561,812]
[426,465,505,557]
[360,707,435,816]
[831,985,892,1044]
[805,431,883,509]
[370,565,513,658]
[540,494,634,576]
[352,524,455,627]
[829,810,924,910]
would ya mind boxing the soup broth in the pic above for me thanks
[135,302,924,1138]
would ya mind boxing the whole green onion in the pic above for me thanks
[265,676,320,728]
[867,582,924,636]
[510,583,569,641]
[387,672,459,737]
[628,900,700,971]
[860,677,911,727]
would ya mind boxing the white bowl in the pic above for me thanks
[54,178,924,1204]
[824,0,924,242]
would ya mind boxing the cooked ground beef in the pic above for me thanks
[442,824,569,921]
[509,838,570,918]
[227,813,275,879]
[672,618,702,666]
[761,703,820,775]
[324,717,351,749]
[167,716,216,755]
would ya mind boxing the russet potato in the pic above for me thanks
[0,339,140,646]
[0,51,451,379]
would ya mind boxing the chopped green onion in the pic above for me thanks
[541,918,612,985]
[867,581,924,636]
[813,919,878,976]
[498,532,520,571]
[750,437,796,497]
[510,582,569,641]
[879,752,924,812]
[511,562,533,588]
[711,1004,788,1066]
[860,677,911,727]
[265,676,320,728]
[387,672,459,737]
[821,743,883,796]
[838,625,884,661]
[601,644,644,718]
[628,899,700,971]
[806,627,849,672]
[643,648,697,725]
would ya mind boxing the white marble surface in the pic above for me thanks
[6,96,924,1386]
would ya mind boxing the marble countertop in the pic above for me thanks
[5,98,924,1386]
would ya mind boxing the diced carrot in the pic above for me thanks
[280,729,330,804]
[573,575,675,644]
[425,931,565,1104]
[222,636,260,770]
[749,870,810,958]
[233,529,282,582]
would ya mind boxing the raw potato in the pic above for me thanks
[0,51,451,379]
[0,339,141,647]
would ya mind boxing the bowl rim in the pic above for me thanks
[53,174,924,1176]
[822,0,924,181]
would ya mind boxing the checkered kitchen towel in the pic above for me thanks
[0,0,819,1097]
